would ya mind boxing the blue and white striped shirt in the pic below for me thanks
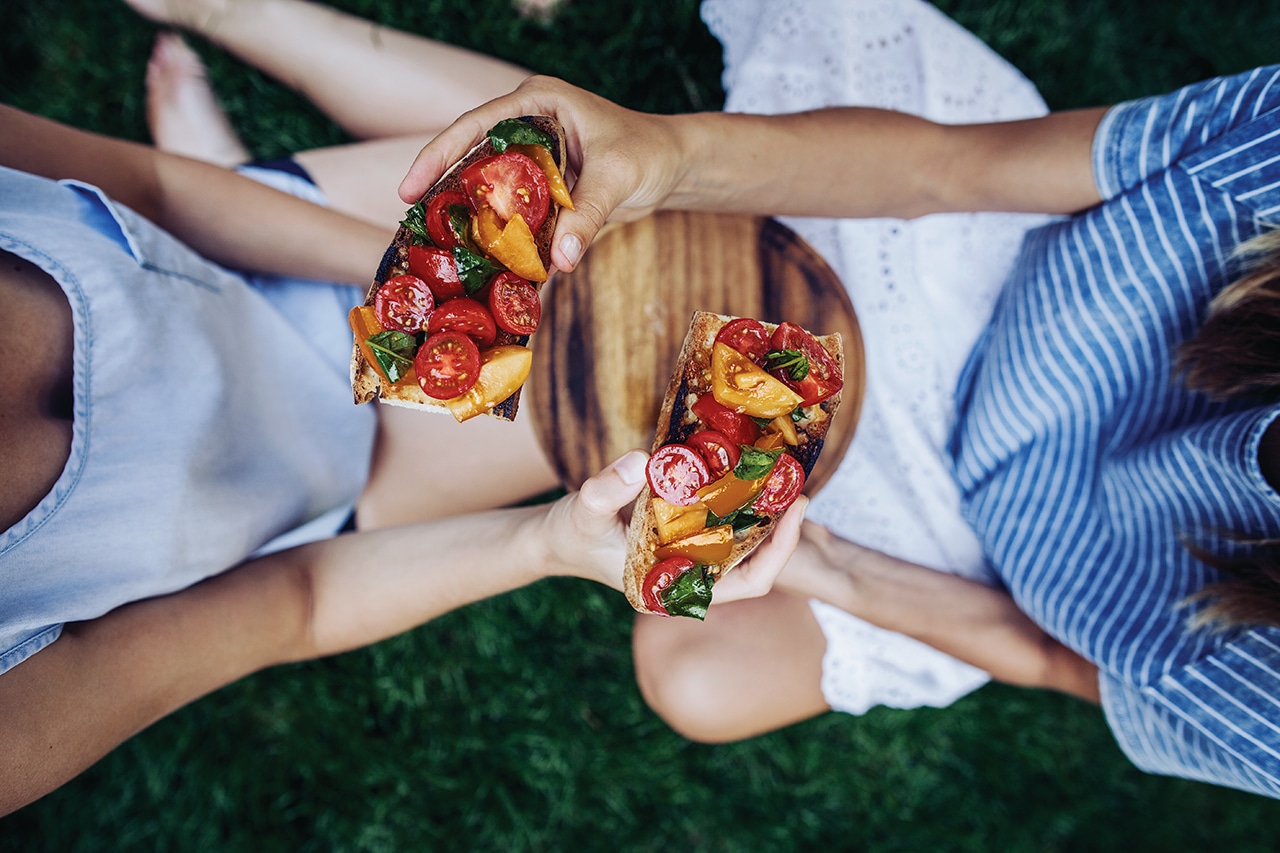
[950,66,1280,797]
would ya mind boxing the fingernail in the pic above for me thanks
[559,233,583,267]
[614,450,648,485]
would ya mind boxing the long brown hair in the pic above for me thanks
[1177,229,1280,630]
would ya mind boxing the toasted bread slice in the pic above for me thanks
[623,311,844,617]
[350,115,568,421]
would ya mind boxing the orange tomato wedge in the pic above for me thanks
[349,305,401,385]
[471,205,505,252]
[444,344,533,422]
[651,497,709,545]
[767,414,800,446]
[754,431,788,452]
[654,524,734,565]
[510,143,574,210]
[711,342,803,419]
[696,471,767,518]
[487,213,548,282]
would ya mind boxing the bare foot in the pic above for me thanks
[145,32,250,166]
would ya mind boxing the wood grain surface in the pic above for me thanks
[529,210,865,493]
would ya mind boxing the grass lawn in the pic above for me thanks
[3,0,1280,849]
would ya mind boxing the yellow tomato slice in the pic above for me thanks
[444,344,533,422]
[487,213,548,282]
[711,342,803,419]
[510,143,575,210]
[651,497,709,545]
[654,524,734,565]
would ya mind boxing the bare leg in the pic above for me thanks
[144,32,250,166]
[355,385,559,530]
[123,0,531,140]
[632,589,830,743]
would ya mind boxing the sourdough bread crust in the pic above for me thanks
[622,311,844,614]
[350,115,567,421]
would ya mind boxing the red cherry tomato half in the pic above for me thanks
[770,322,843,406]
[407,245,466,302]
[690,393,761,447]
[646,443,712,507]
[459,152,551,232]
[415,330,481,399]
[685,429,742,480]
[641,556,697,615]
[753,452,805,514]
[715,318,771,363]
[427,297,498,347]
[487,271,541,336]
[374,274,435,333]
[424,190,468,249]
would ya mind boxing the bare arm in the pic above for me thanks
[0,453,643,816]
[0,452,805,815]
[0,104,389,284]
[399,76,1106,271]
[664,106,1106,220]
[782,524,1100,703]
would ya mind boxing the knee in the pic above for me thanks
[632,619,737,744]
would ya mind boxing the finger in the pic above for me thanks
[397,113,488,203]
[711,496,808,604]
[573,450,648,522]
[396,83,552,202]
[548,193,613,272]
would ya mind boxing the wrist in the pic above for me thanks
[662,112,745,212]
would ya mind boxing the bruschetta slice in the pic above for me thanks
[349,115,572,422]
[623,311,844,618]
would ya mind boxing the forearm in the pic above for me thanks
[0,104,388,284]
[290,506,551,657]
[0,510,554,816]
[663,107,1105,219]
[785,525,1100,701]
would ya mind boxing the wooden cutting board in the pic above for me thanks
[529,210,864,493]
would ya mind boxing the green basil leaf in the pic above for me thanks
[762,348,809,381]
[452,245,501,296]
[734,446,781,481]
[730,512,767,532]
[706,508,733,528]
[366,330,417,383]
[448,204,472,248]
[400,201,430,246]
[750,416,773,429]
[661,565,715,621]
[488,118,553,154]
[791,407,806,423]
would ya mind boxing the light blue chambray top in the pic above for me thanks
[0,167,376,674]
[951,67,1280,797]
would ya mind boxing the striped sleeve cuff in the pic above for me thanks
[1101,631,1280,798]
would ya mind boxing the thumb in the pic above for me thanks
[573,450,648,522]
[548,175,629,272]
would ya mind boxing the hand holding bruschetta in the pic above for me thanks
[399,75,1103,276]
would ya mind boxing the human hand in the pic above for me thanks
[398,75,686,273]
[539,450,649,589]
[538,451,807,603]
[704,496,808,606]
